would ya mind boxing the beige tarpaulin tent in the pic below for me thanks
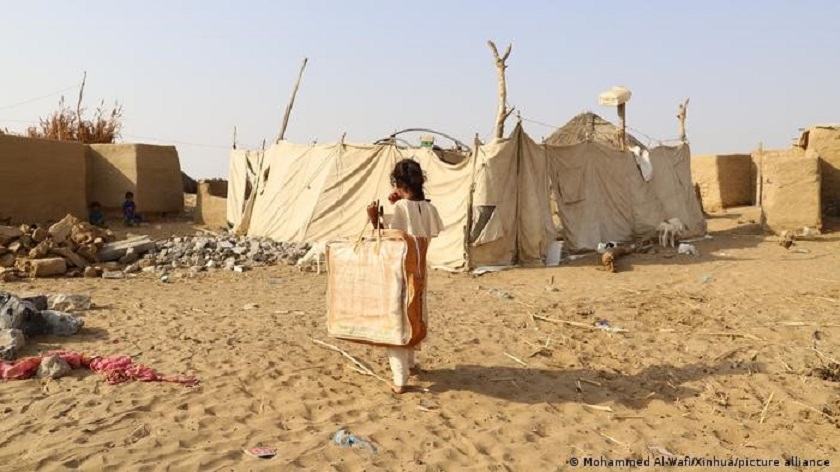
[469,125,555,267]
[243,139,474,269]
[232,123,706,269]
[548,142,659,252]
[545,142,706,253]
[647,144,707,236]
[546,112,646,150]
[227,149,264,228]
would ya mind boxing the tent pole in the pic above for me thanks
[276,57,308,144]
[678,98,690,143]
[465,133,481,271]
[617,103,627,151]
[513,125,522,266]
[756,142,764,208]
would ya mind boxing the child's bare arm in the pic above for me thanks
[367,202,384,229]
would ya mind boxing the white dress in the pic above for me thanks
[388,199,444,239]
[386,199,443,387]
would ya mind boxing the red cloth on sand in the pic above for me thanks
[0,351,197,386]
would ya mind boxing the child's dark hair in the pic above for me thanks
[89,201,101,209]
[125,191,134,199]
[390,159,426,200]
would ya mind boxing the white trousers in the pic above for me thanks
[387,347,416,387]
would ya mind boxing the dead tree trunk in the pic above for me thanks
[617,103,627,151]
[277,58,308,144]
[678,98,690,143]
[75,71,87,141]
[487,41,514,140]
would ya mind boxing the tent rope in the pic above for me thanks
[519,115,683,148]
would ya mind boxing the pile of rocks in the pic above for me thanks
[0,215,120,281]
[0,215,160,281]
[1,219,312,280]
[134,234,311,274]
[0,292,86,361]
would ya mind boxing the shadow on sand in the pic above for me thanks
[425,359,758,409]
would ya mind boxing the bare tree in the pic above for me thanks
[487,40,514,139]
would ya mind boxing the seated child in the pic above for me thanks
[89,201,106,227]
[123,191,143,226]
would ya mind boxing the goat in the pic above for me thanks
[295,242,327,274]
[657,218,686,248]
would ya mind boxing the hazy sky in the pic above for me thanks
[2,1,838,178]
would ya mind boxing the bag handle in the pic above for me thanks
[354,200,384,253]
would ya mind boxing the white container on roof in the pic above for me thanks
[598,86,632,106]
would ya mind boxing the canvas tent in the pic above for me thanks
[227,149,265,228]
[546,112,646,150]
[239,139,474,269]
[468,128,556,267]
[231,120,706,270]
[545,141,705,252]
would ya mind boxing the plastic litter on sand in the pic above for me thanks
[332,428,378,454]
[243,447,277,459]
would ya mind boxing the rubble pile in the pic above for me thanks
[137,234,311,274]
[0,291,86,361]
[1,217,311,281]
[0,215,118,280]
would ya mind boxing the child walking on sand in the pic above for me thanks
[367,159,444,394]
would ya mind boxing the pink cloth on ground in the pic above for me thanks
[0,351,197,386]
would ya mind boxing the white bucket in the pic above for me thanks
[546,241,564,266]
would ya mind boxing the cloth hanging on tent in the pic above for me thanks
[629,145,653,182]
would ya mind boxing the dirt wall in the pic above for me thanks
[135,145,184,214]
[87,144,183,215]
[716,154,754,208]
[759,148,822,234]
[86,144,138,209]
[196,180,228,227]
[692,154,753,211]
[0,135,87,223]
[803,126,840,214]
[201,179,228,197]
[691,155,723,211]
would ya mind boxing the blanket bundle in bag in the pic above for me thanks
[326,229,428,347]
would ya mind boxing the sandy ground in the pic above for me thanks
[1,207,839,471]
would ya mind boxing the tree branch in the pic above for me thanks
[503,106,516,121]
[488,40,513,139]
[487,40,500,59]
[502,43,513,62]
